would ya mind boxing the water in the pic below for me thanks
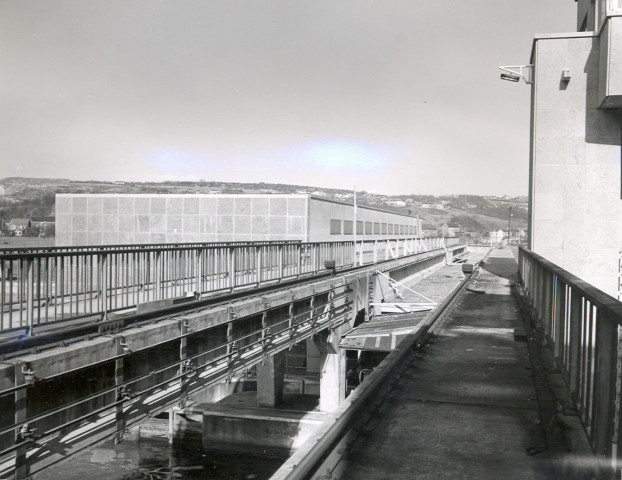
[39,437,287,480]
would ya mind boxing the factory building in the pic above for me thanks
[55,194,423,246]
[527,0,622,298]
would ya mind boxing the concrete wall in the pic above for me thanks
[55,194,424,246]
[308,197,422,242]
[530,33,622,297]
[55,194,309,245]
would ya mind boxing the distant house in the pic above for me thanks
[489,229,505,245]
[5,218,30,231]
[422,223,437,237]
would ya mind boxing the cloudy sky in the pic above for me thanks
[1,1,576,195]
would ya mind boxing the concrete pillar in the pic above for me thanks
[256,350,285,407]
[314,329,346,412]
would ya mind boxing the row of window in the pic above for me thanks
[329,219,419,236]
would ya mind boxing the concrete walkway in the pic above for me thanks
[343,246,557,479]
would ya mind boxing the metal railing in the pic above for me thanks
[518,247,622,473]
[0,237,457,335]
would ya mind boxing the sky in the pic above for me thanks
[0,1,577,196]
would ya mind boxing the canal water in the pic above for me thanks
[38,437,288,480]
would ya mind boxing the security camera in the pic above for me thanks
[500,73,521,82]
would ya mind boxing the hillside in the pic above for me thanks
[0,177,526,239]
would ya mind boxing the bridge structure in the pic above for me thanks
[3,236,622,480]
[0,236,463,479]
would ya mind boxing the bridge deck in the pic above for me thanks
[343,247,557,479]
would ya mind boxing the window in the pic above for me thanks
[330,219,342,235]
[400,225,405,235]
[365,222,372,234]
[382,223,388,234]
[344,220,353,235]
[356,220,363,235]
[374,222,381,234]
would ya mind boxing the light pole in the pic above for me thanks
[508,206,512,245]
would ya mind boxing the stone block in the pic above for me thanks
[119,215,136,233]
[151,197,166,215]
[150,233,166,244]
[183,215,200,233]
[252,216,269,235]
[184,197,200,215]
[150,215,166,234]
[287,216,304,235]
[119,197,134,214]
[135,197,150,214]
[55,196,72,215]
[288,198,306,216]
[167,197,183,214]
[87,231,103,245]
[562,165,586,193]
[270,198,287,216]
[73,197,87,214]
[235,215,251,234]
[252,198,269,215]
[102,232,118,245]
[87,197,103,214]
[200,197,218,214]
[72,232,87,245]
[87,215,102,232]
[218,216,233,234]
[168,215,182,233]
[270,216,287,234]
[202,216,217,233]
[218,198,234,215]
[235,197,251,215]
[102,215,118,233]
[137,215,150,233]
[103,197,119,215]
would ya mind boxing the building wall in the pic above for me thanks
[529,32,622,297]
[308,197,422,242]
[55,194,309,246]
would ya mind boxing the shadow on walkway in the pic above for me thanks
[479,251,519,282]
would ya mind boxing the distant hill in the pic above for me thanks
[0,177,527,237]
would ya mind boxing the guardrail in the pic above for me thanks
[0,237,458,335]
[518,247,622,474]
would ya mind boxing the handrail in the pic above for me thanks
[0,237,462,335]
[518,246,622,475]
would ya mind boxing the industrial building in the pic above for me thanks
[527,0,622,298]
[55,193,423,246]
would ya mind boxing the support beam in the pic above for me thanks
[256,351,285,407]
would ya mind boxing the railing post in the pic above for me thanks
[26,258,34,337]
[257,246,263,283]
[373,240,378,264]
[569,287,582,397]
[102,254,108,321]
[229,247,236,290]
[358,242,364,266]
[592,314,618,459]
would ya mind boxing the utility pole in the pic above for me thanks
[508,206,512,244]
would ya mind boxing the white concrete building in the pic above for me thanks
[55,194,423,246]
[528,0,622,298]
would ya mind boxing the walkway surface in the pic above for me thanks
[343,246,557,479]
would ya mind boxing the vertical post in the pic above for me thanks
[179,319,188,412]
[26,259,34,337]
[373,240,378,264]
[228,247,236,290]
[14,365,28,480]
[101,254,108,322]
[114,337,125,444]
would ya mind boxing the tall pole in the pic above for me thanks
[353,186,357,246]
[508,206,512,244]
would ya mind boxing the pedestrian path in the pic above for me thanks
[343,246,557,479]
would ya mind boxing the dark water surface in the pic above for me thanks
[38,438,287,480]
